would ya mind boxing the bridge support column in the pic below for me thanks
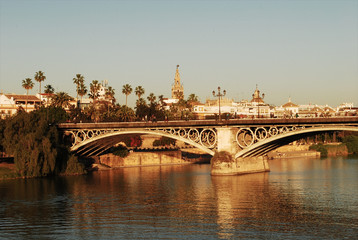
[211,127,270,175]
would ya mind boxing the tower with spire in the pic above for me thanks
[171,65,184,99]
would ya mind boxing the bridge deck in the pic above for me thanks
[58,117,358,129]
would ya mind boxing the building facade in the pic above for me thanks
[0,94,41,118]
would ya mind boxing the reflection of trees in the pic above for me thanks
[0,177,73,238]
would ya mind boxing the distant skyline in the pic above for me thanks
[0,0,357,108]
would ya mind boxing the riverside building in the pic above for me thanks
[0,93,41,118]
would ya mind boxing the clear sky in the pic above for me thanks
[1,0,357,108]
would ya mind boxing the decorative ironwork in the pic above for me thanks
[66,127,219,150]
[62,122,358,155]
[235,125,315,149]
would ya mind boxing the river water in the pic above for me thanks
[1,156,358,239]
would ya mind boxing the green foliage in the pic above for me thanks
[65,155,87,175]
[342,135,358,154]
[0,119,5,152]
[2,107,85,178]
[117,105,135,122]
[35,106,68,123]
[110,145,129,158]
[309,144,328,158]
[0,166,19,179]
[153,137,176,147]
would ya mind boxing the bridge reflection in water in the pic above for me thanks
[1,158,357,239]
[58,117,358,175]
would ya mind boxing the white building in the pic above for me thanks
[193,86,272,119]
[0,93,41,118]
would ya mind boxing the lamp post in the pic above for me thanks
[212,87,226,121]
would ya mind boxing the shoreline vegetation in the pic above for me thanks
[0,107,87,179]
[1,107,358,180]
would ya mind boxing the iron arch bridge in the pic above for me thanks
[57,117,358,158]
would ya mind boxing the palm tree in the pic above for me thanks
[73,74,85,101]
[22,78,34,111]
[51,92,73,109]
[88,80,101,122]
[147,93,156,105]
[122,84,132,106]
[34,71,46,94]
[136,97,147,107]
[187,93,199,109]
[118,106,135,122]
[157,94,166,110]
[187,93,199,103]
[135,86,145,100]
[78,82,87,104]
[89,80,101,109]
[135,97,148,120]
[105,86,115,103]
[44,84,55,106]
[105,86,115,117]
[44,84,55,94]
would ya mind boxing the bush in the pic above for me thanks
[111,145,129,158]
[65,155,87,175]
[309,144,328,158]
[153,137,176,147]
[343,135,358,154]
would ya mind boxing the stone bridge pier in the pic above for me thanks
[211,127,270,175]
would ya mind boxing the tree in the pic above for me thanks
[44,84,55,94]
[2,108,85,177]
[51,92,73,109]
[44,85,55,106]
[158,94,166,110]
[135,97,148,120]
[117,105,135,122]
[122,84,132,106]
[105,86,115,117]
[78,82,87,104]
[147,93,156,105]
[89,80,101,103]
[73,74,85,101]
[187,93,199,111]
[187,93,199,103]
[135,86,145,100]
[22,78,34,112]
[34,71,46,94]
[89,80,101,122]
[105,86,115,103]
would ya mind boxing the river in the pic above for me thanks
[1,156,358,239]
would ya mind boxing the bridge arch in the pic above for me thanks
[71,129,216,156]
[235,126,358,159]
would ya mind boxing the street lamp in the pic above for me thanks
[212,86,226,121]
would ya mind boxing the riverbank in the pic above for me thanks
[95,148,210,170]
[0,162,18,179]
[268,150,320,159]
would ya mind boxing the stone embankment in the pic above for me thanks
[267,144,320,159]
[96,150,192,169]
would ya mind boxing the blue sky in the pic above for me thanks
[0,0,357,108]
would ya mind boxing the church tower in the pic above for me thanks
[171,65,184,99]
[250,84,265,104]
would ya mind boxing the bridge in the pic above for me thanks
[58,117,358,175]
